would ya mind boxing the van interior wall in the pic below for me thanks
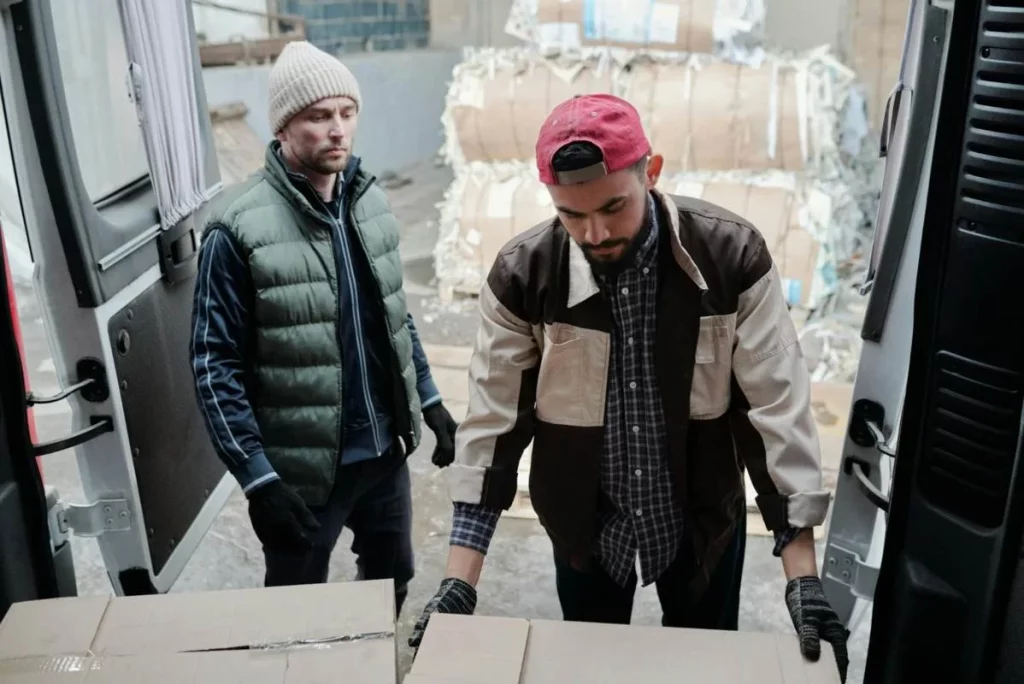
[428,0,848,55]
[201,49,462,175]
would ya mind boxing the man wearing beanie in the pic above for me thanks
[411,94,850,680]
[189,41,458,613]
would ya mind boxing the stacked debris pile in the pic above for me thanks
[433,0,890,382]
[503,0,767,65]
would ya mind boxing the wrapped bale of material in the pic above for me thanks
[442,49,620,166]
[504,0,766,64]
[435,162,852,311]
[442,47,848,174]
[849,0,911,130]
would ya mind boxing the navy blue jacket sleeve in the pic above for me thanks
[189,225,279,495]
[406,312,442,410]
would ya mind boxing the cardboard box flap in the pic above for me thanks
[408,615,841,683]
[0,646,397,683]
[0,580,395,660]
[0,652,285,683]
[520,620,838,682]
[0,596,110,661]
[0,581,398,684]
[410,614,529,684]
[93,581,395,656]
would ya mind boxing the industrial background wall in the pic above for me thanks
[279,0,431,53]
[201,49,462,172]
[427,0,849,54]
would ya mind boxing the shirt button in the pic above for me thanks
[643,267,650,275]
[627,337,634,345]
[635,469,642,477]
[621,287,630,295]
[632,425,640,433]
[629,381,637,389]
[635,509,643,517]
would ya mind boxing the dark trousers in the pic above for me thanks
[263,447,414,617]
[554,510,747,629]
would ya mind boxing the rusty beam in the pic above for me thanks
[198,33,303,67]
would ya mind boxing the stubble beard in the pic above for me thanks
[301,148,348,176]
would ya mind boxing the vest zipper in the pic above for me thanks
[332,199,384,457]
[347,177,415,446]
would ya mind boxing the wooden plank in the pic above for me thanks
[198,34,303,67]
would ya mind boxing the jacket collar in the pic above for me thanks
[567,189,708,308]
[262,141,365,222]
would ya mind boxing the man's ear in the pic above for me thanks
[646,154,664,190]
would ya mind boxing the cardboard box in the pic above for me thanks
[0,580,397,683]
[407,614,842,683]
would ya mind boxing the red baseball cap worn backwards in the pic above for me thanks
[535,93,651,186]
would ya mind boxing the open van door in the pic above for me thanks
[0,0,231,596]
[820,0,952,629]
[0,218,60,618]
[825,0,1024,680]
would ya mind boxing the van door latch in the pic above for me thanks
[158,219,198,284]
[26,358,109,406]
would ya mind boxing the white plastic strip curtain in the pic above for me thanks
[117,0,214,229]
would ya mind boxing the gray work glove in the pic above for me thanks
[785,576,850,682]
[408,577,477,648]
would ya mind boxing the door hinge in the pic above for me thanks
[825,544,880,600]
[48,498,131,542]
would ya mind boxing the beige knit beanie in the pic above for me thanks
[269,41,362,134]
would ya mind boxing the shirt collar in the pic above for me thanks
[274,145,344,217]
[567,190,708,308]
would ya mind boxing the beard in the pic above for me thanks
[581,201,653,275]
[300,146,349,175]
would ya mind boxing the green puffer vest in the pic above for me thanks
[204,144,422,506]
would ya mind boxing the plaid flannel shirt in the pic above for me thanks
[450,193,805,585]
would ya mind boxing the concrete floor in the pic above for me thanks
[10,161,873,682]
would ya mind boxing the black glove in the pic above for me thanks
[247,479,321,552]
[409,577,477,648]
[423,403,458,468]
[785,576,850,682]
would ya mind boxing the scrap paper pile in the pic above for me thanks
[433,0,907,382]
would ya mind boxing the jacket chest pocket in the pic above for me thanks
[690,315,736,420]
[535,323,610,428]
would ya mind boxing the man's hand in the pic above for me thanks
[409,577,477,648]
[247,480,321,552]
[423,403,458,468]
[785,576,850,682]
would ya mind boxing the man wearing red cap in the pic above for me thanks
[411,94,849,679]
